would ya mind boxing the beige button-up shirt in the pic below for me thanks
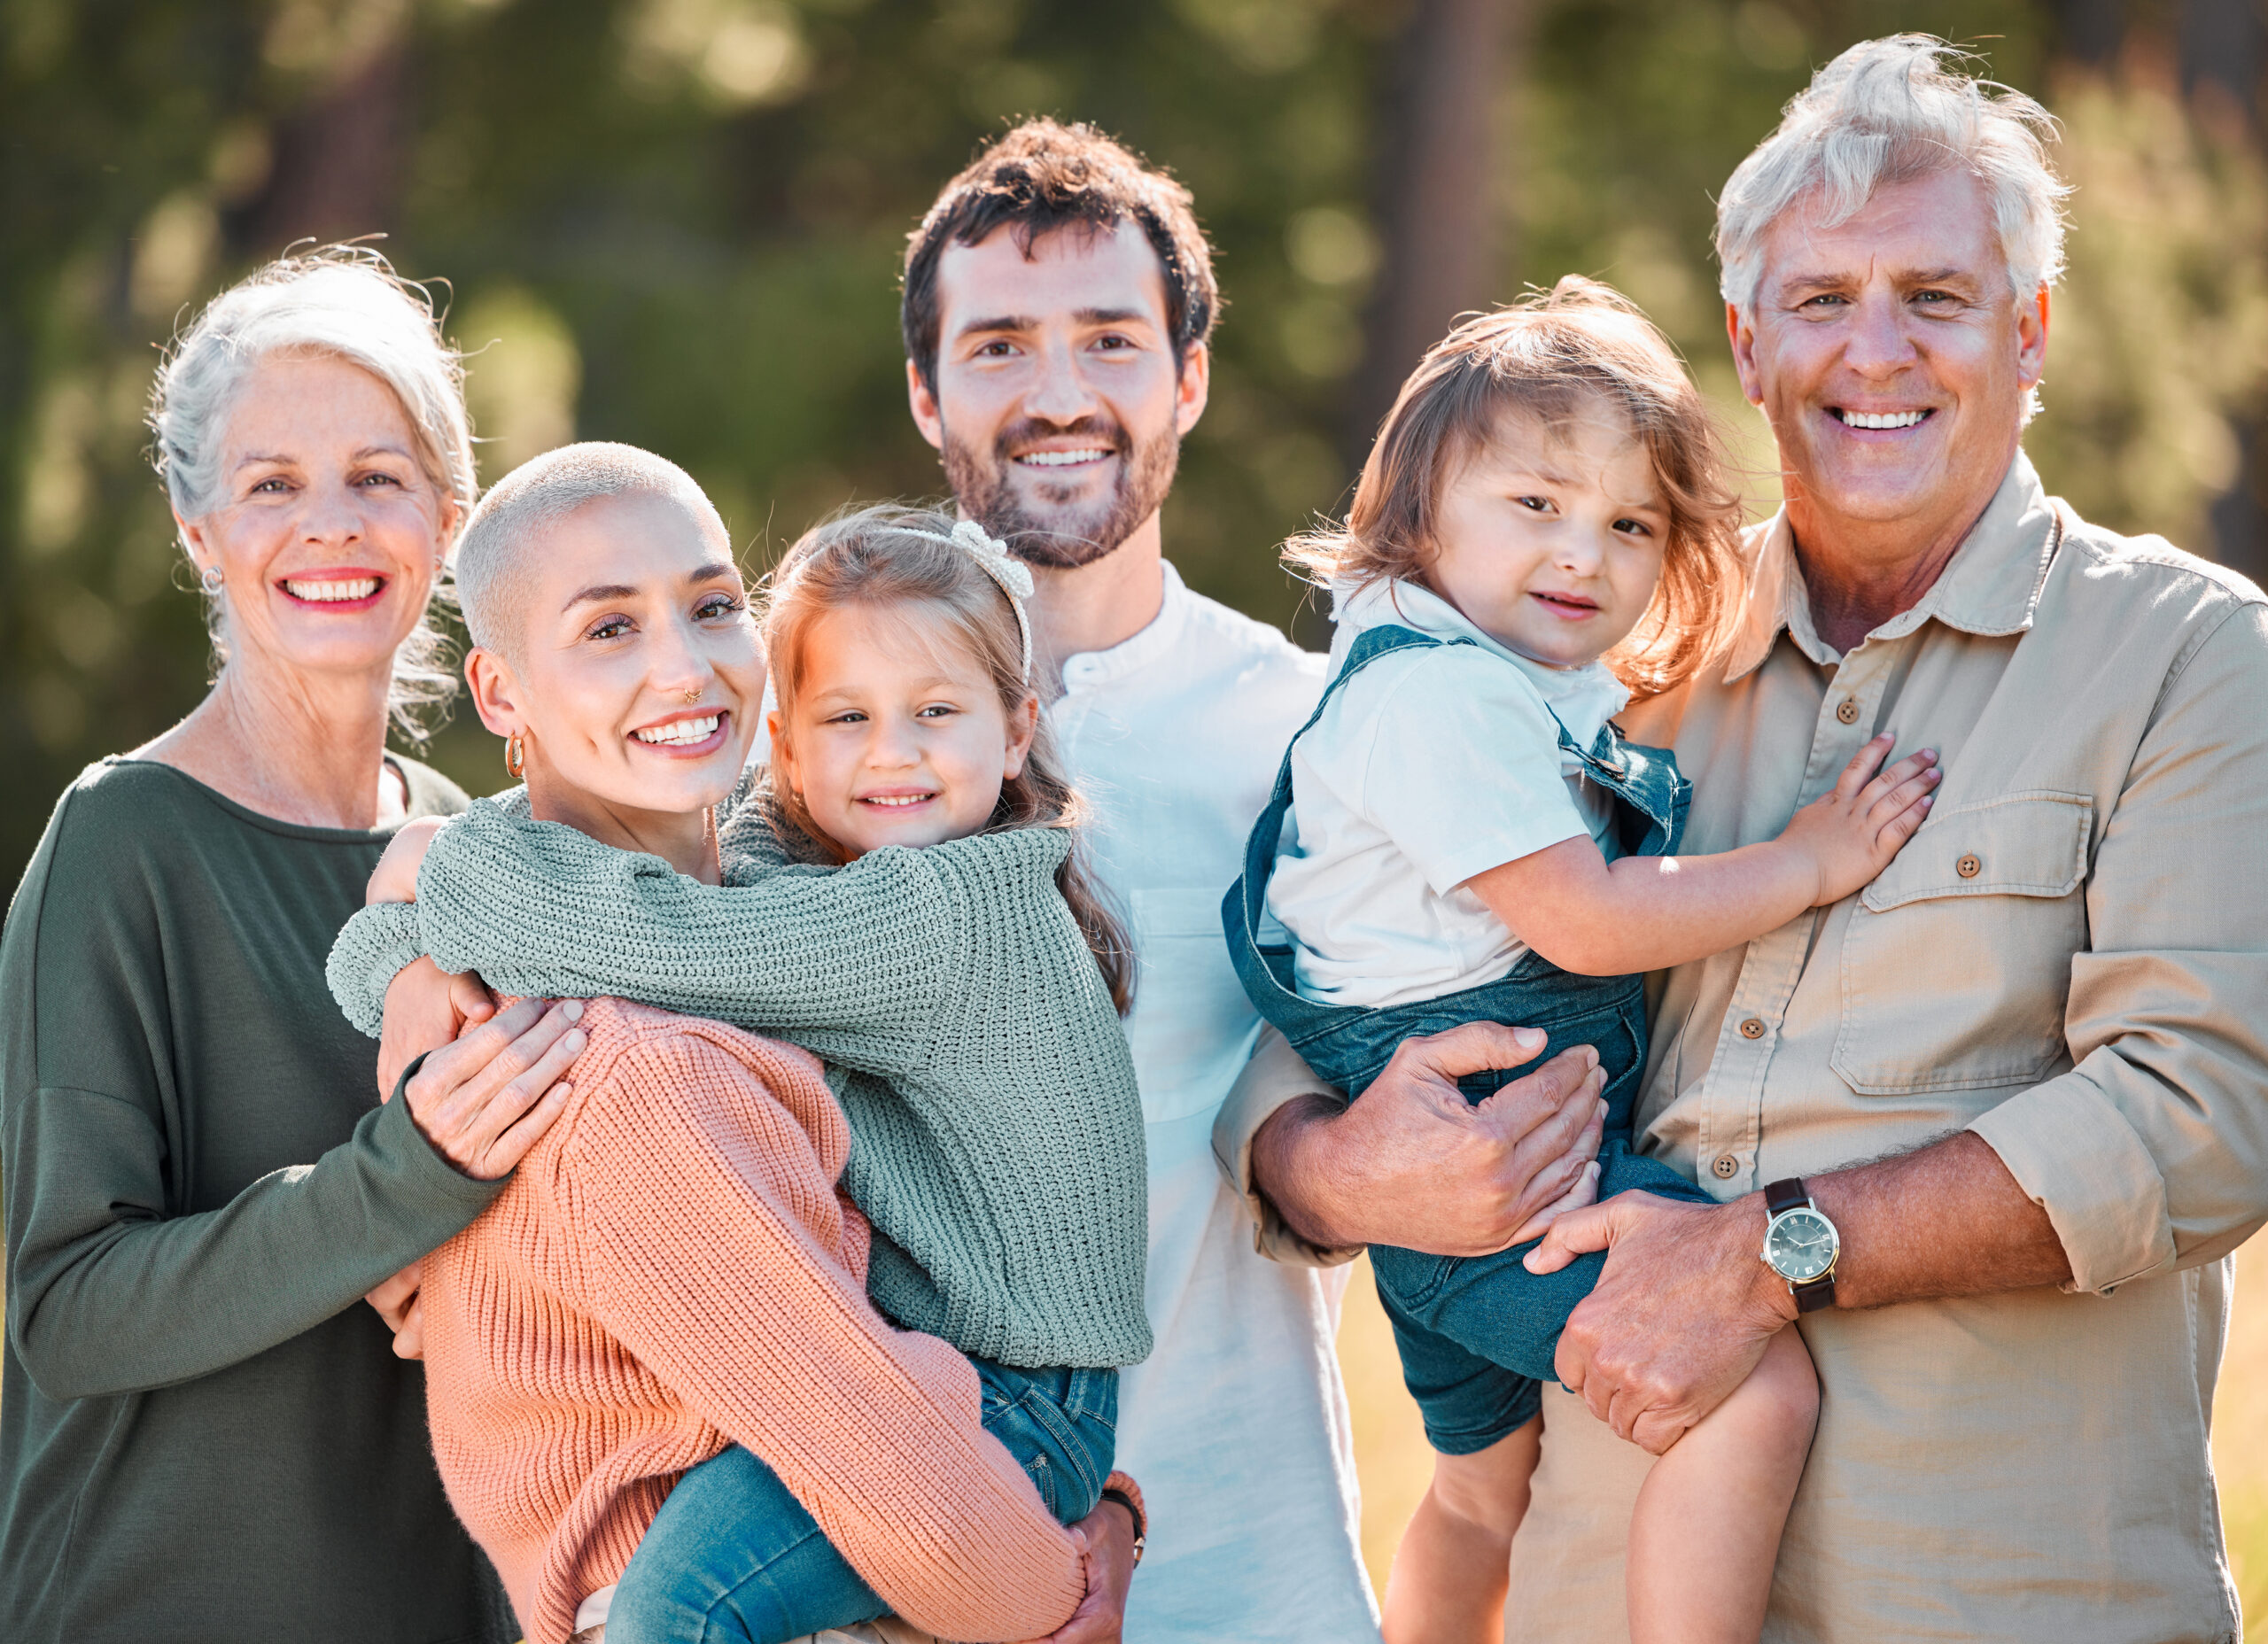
[1216,452,2268,1642]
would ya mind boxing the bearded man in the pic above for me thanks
[898,122,1607,1643]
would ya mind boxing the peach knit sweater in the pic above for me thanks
[417,997,1085,1644]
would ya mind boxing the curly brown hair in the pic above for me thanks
[762,503,1136,1015]
[901,119,1220,394]
[1286,276,1747,700]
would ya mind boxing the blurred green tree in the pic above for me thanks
[6,0,2264,891]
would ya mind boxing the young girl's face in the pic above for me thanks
[1424,403,1670,670]
[772,601,1039,857]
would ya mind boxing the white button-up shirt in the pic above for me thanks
[1049,562,1376,1643]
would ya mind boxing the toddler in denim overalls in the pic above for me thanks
[1225,281,1939,1644]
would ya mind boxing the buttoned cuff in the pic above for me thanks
[1211,1026,1363,1269]
[1966,1072,2176,1294]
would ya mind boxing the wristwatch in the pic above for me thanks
[1760,1177,1840,1313]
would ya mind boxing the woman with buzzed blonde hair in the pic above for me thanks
[0,247,581,1641]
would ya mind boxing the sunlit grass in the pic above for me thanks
[1339,1241,2268,1627]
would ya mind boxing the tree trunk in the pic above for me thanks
[229,36,412,260]
[2181,0,2267,580]
[1346,0,1523,469]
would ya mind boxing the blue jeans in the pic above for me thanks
[1298,963,1716,1454]
[604,1361,1116,1644]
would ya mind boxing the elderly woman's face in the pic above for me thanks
[1729,167,2048,539]
[183,353,456,685]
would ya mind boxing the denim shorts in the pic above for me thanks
[1305,962,1714,1456]
[604,1360,1115,1644]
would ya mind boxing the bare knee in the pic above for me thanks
[1426,1416,1542,1540]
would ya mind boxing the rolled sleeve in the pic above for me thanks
[1211,1025,1362,1268]
[1970,604,2268,1292]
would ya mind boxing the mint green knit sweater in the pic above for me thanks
[327,795,1150,1371]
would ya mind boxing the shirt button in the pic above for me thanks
[1957,853,1982,879]
[1835,696,1860,725]
[1739,1017,1767,1040]
[1712,1153,1740,1180]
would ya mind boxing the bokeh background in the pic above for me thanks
[3,0,2264,1629]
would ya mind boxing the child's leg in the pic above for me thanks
[1626,1327,1818,1644]
[1383,1419,1540,1644]
[609,1363,1114,1644]
[605,1445,889,1644]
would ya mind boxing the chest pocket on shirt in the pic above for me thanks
[1831,791,2093,1096]
[1127,886,1262,1125]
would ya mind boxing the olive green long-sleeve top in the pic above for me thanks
[0,758,515,1644]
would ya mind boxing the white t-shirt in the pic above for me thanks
[1266,578,1630,1010]
[1048,562,1379,1644]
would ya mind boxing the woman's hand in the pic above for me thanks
[1020,1501,1138,1644]
[377,958,499,1100]
[401,996,586,1180]
[367,815,447,905]
[365,1260,426,1361]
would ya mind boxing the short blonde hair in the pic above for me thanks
[1715,35,2071,314]
[147,245,477,741]
[454,442,727,660]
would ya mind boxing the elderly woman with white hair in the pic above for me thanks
[0,248,586,1640]
[1235,34,2268,1642]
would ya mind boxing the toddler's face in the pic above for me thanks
[1424,406,1669,671]
[773,602,1038,857]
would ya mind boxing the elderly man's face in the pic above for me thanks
[1729,167,2047,542]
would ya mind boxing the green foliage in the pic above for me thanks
[6,0,2264,901]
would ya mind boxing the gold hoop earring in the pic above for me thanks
[504,733,526,779]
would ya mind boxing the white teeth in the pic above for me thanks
[284,577,380,601]
[860,794,933,808]
[1839,410,1927,430]
[633,714,720,747]
[1016,448,1112,467]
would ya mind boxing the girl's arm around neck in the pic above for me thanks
[1466,735,1939,977]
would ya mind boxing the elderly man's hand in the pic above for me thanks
[1525,1190,1796,1454]
[1252,1022,1608,1257]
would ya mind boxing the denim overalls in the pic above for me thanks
[1223,622,1715,1454]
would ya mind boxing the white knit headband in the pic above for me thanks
[893,518,1035,682]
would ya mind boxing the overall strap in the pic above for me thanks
[1225,624,1471,1009]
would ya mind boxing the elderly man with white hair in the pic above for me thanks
[1227,35,2268,1642]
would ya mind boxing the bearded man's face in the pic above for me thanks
[915,219,1205,570]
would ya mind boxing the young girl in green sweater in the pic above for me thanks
[332,458,1149,1643]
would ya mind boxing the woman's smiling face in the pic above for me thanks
[181,352,457,686]
[473,491,761,837]
[771,601,1038,858]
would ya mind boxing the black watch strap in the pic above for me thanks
[1763,1176,1837,1313]
[1764,1175,1808,1216]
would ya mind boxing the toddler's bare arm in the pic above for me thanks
[1463,734,1938,976]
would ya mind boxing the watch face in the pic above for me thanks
[1766,1207,1838,1282]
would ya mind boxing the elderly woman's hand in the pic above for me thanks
[401,996,586,1181]
[377,958,499,1099]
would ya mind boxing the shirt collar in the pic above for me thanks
[1723,449,2062,683]
[1332,577,1629,713]
[1056,558,1191,694]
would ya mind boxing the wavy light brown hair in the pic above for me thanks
[763,503,1135,1014]
[1287,276,1746,700]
